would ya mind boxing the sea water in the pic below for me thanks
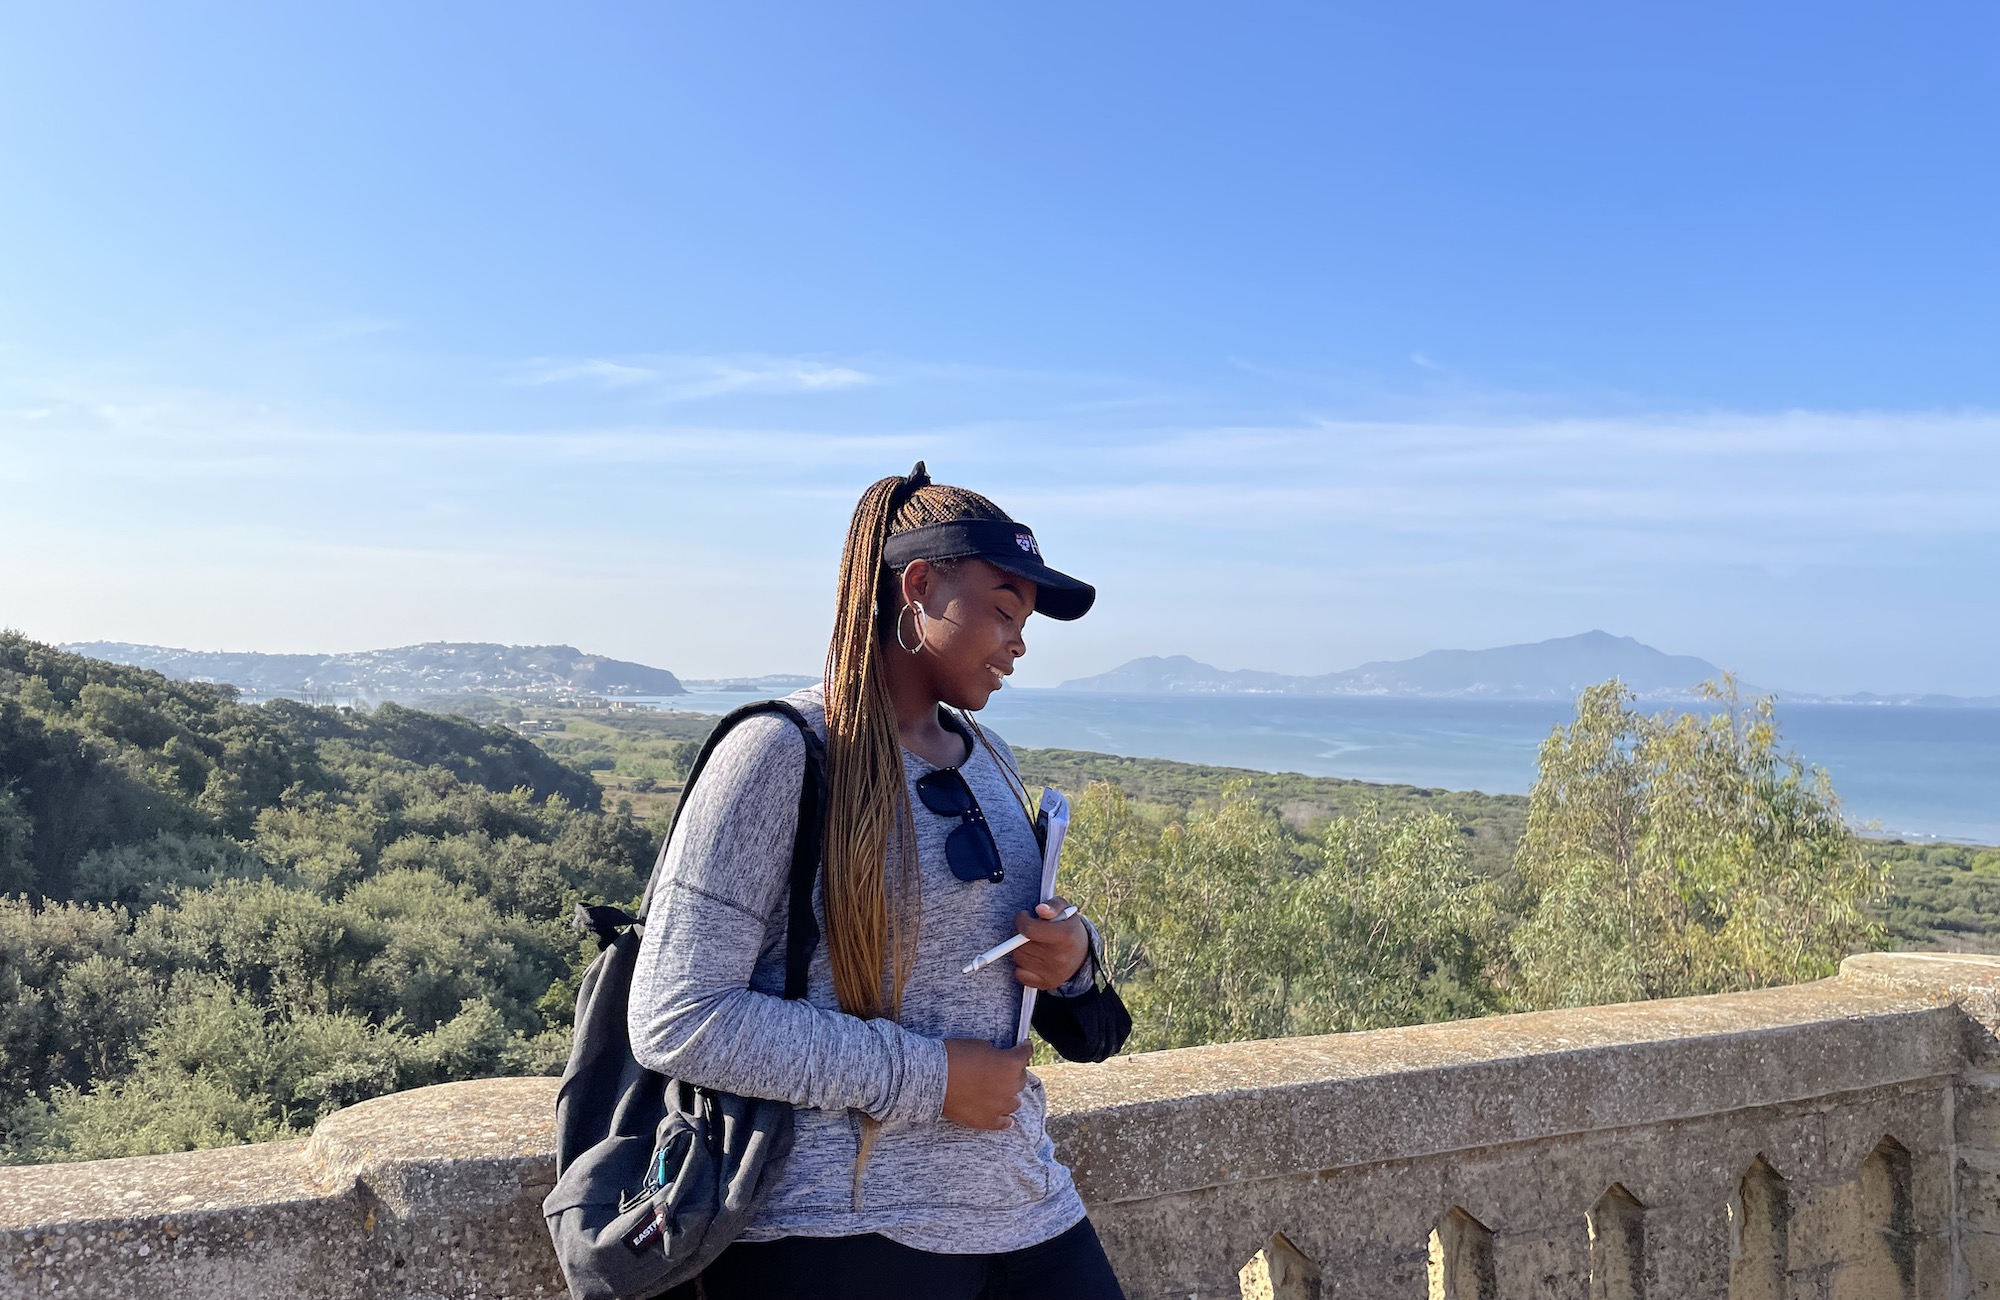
[627,688,2000,846]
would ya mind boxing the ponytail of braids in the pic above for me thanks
[821,474,921,1021]
[821,471,1017,1022]
[822,466,1014,1207]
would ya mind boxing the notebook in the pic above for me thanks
[1015,786,1071,1046]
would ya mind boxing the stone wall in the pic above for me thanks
[5,952,2000,1299]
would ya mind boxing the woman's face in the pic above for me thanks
[899,557,1036,711]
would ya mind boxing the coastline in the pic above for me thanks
[602,686,2000,847]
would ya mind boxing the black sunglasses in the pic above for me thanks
[914,768,1005,883]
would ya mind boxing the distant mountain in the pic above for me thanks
[63,641,686,702]
[680,674,822,693]
[1060,632,1733,701]
[1061,655,1308,695]
[1805,690,2000,709]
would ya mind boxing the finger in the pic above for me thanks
[1015,933,1085,985]
[1013,910,1075,942]
[1014,909,1054,938]
[1035,896,1072,919]
[1011,948,1056,979]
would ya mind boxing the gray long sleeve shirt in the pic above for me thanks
[626,686,1090,1253]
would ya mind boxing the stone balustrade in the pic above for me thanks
[6,951,2000,1299]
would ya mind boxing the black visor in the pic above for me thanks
[882,519,1096,621]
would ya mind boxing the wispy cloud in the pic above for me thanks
[289,315,403,346]
[6,342,1998,692]
[513,352,874,400]
[521,358,662,388]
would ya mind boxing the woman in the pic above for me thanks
[627,464,1127,1299]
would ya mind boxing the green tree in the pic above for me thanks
[0,899,155,1119]
[1056,782,1153,989]
[1286,804,1500,1034]
[1129,784,1302,1048]
[1061,782,1497,1050]
[0,784,30,895]
[1509,679,1883,1009]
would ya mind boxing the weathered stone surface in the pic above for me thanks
[1842,951,2000,1057]
[1043,977,1958,1207]
[0,1081,566,1300]
[1962,1228,2000,1295]
[306,1075,561,1217]
[1083,1083,1954,1299]
[6,955,2000,1299]
[1957,1071,2000,1150]
[0,1138,321,1230]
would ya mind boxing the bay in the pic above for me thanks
[625,687,2000,846]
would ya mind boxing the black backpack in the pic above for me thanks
[542,700,827,1300]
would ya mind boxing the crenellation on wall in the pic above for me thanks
[1084,1086,1961,1298]
[1238,1232,1321,1300]
[5,953,2000,1300]
[1584,1184,1644,1300]
[1428,1206,1497,1300]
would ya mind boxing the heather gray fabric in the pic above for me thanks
[628,686,1091,1253]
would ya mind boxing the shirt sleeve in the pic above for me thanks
[626,713,950,1127]
[1052,916,1101,997]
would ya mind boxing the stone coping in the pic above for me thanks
[1841,950,2000,1028]
[304,1075,559,1217]
[1047,971,1951,1111]
[2,955,1990,1235]
[0,1140,321,1230]
[1046,972,1964,1202]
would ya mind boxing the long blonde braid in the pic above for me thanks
[821,470,1014,1021]
[821,468,1012,1206]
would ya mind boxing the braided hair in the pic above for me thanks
[820,464,1013,1021]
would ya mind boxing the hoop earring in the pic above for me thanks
[897,602,927,654]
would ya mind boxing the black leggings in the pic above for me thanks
[690,1217,1126,1300]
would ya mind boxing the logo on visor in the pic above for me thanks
[1015,532,1041,558]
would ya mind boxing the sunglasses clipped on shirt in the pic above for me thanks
[914,767,1006,883]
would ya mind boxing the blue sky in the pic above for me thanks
[2,2,1995,694]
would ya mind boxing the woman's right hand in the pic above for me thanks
[941,1039,1031,1130]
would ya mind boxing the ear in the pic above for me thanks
[899,558,936,609]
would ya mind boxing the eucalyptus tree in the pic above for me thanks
[1508,679,1881,1009]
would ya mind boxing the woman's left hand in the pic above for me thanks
[1010,896,1089,990]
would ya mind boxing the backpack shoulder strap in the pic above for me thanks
[636,698,827,1002]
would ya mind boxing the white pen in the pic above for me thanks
[961,904,1080,974]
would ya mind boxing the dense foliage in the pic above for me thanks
[0,636,1947,1165]
[1017,748,1526,879]
[1061,782,1498,1053]
[0,635,655,1164]
[1508,680,1881,1006]
[524,712,710,786]
[1873,841,2000,952]
[1047,679,1886,1051]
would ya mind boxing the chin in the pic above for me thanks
[947,680,997,713]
